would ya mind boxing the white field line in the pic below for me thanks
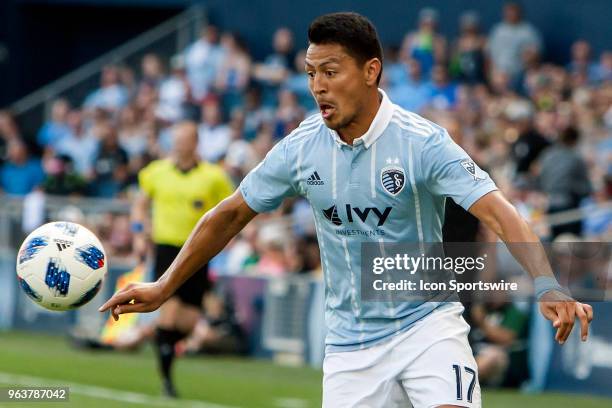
[274,397,310,408]
[0,371,239,408]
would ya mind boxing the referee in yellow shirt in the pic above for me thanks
[131,121,233,397]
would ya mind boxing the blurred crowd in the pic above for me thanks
[1,3,610,388]
[1,2,611,274]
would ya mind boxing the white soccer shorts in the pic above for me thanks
[322,303,481,408]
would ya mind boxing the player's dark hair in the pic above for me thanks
[308,12,384,84]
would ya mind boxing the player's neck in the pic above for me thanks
[337,90,381,145]
[173,156,199,172]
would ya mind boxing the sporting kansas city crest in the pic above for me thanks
[381,158,406,196]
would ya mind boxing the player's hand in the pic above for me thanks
[98,281,167,321]
[539,290,594,344]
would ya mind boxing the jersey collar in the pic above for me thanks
[329,88,394,149]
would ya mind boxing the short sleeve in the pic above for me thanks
[422,130,497,210]
[239,139,297,213]
[138,162,156,198]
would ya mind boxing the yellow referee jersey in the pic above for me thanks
[138,159,234,247]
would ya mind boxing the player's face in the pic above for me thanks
[305,43,371,132]
[173,122,199,159]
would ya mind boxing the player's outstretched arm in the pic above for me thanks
[98,190,257,320]
[468,190,593,344]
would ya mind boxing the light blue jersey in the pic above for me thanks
[239,90,497,351]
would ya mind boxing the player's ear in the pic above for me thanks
[364,58,382,86]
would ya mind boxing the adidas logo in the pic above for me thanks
[307,171,324,185]
[322,205,343,226]
[54,239,73,251]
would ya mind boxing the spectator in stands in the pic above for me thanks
[133,81,158,119]
[253,27,294,105]
[250,121,275,160]
[487,2,542,83]
[426,64,458,110]
[538,127,592,238]
[184,25,223,102]
[0,110,23,163]
[519,47,546,98]
[453,87,487,143]
[0,140,44,196]
[118,105,157,186]
[591,83,612,135]
[450,11,487,85]
[140,53,165,89]
[284,49,315,111]
[566,40,599,83]
[488,68,514,102]
[156,55,190,123]
[593,50,612,83]
[197,96,231,163]
[224,136,258,185]
[118,105,148,161]
[223,223,260,276]
[387,58,430,113]
[273,89,304,139]
[108,214,133,258]
[597,107,612,173]
[119,65,138,101]
[295,234,321,276]
[582,182,612,238]
[227,107,246,141]
[84,65,129,114]
[41,153,86,196]
[505,99,550,176]
[251,222,291,276]
[240,85,274,141]
[224,109,259,183]
[533,108,558,142]
[37,98,72,151]
[175,292,247,356]
[91,123,129,197]
[470,300,530,387]
[401,7,447,78]
[141,120,164,161]
[55,109,98,178]
[215,32,252,110]
[382,46,408,89]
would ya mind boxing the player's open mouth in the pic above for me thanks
[319,104,335,119]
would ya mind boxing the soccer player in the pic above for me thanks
[130,121,233,397]
[101,13,593,407]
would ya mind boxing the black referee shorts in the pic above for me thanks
[154,243,211,308]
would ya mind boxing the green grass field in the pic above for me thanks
[0,331,609,408]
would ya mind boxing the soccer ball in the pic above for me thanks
[16,221,107,311]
